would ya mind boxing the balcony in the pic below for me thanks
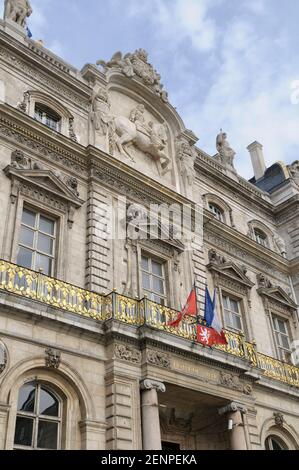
[0,259,299,389]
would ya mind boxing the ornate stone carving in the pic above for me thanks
[176,136,197,195]
[273,235,286,258]
[90,87,113,137]
[273,412,284,427]
[140,379,166,393]
[65,176,79,197]
[97,49,168,102]
[0,341,8,375]
[257,273,272,289]
[219,372,252,395]
[147,350,171,368]
[68,118,78,143]
[45,348,61,369]
[4,0,32,28]
[216,131,236,169]
[288,161,299,187]
[208,249,226,265]
[17,91,30,113]
[114,344,141,364]
[11,149,29,169]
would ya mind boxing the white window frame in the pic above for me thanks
[222,294,244,333]
[14,382,62,451]
[141,253,168,305]
[34,103,62,132]
[272,315,292,362]
[208,203,224,222]
[17,206,56,276]
[254,228,268,247]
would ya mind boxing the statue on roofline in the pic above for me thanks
[4,0,32,28]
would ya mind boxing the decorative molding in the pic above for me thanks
[140,379,166,393]
[208,249,255,291]
[45,348,61,369]
[0,46,89,111]
[147,350,171,368]
[257,273,297,311]
[114,344,141,364]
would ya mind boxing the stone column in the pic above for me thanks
[0,404,10,449]
[218,402,248,450]
[140,379,166,450]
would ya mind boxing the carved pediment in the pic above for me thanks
[4,165,84,208]
[257,285,297,311]
[208,249,254,289]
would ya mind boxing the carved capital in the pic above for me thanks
[218,402,247,415]
[140,379,166,393]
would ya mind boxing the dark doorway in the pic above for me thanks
[161,441,181,451]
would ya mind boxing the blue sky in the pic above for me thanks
[6,0,299,178]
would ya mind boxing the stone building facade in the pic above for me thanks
[0,4,299,451]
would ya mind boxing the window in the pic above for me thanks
[141,254,167,305]
[254,228,268,247]
[222,295,243,332]
[17,208,56,276]
[265,436,287,450]
[272,315,291,361]
[14,382,61,450]
[208,203,224,222]
[34,103,61,132]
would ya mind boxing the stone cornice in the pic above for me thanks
[195,151,275,216]
[204,214,290,275]
[0,30,91,103]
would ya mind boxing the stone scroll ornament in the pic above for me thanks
[0,340,8,374]
[4,0,33,28]
[97,49,169,102]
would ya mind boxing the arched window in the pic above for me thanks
[265,435,288,450]
[254,228,268,247]
[208,203,224,222]
[34,103,61,132]
[14,382,62,450]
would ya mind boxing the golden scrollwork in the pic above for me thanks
[114,294,143,325]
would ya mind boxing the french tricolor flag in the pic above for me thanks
[197,288,227,347]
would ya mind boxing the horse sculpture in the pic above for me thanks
[112,115,171,175]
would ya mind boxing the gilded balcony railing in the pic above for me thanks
[0,260,111,321]
[0,259,299,389]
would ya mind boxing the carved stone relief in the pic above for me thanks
[97,49,168,102]
[147,350,171,368]
[114,344,141,364]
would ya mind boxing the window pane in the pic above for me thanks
[233,314,242,331]
[152,261,163,277]
[222,296,228,309]
[20,227,35,248]
[17,246,33,270]
[230,299,239,313]
[22,209,36,228]
[153,277,164,295]
[153,295,165,305]
[142,272,151,290]
[39,388,59,417]
[37,420,58,449]
[281,335,290,350]
[141,256,149,271]
[14,417,34,447]
[277,319,287,334]
[39,216,55,235]
[37,233,54,255]
[36,254,52,275]
[224,310,231,327]
[18,383,36,412]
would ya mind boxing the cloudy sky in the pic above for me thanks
[8,0,299,178]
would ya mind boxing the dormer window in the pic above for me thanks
[209,203,224,222]
[254,228,268,247]
[34,103,61,132]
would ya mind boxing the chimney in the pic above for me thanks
[247,141,266,181]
